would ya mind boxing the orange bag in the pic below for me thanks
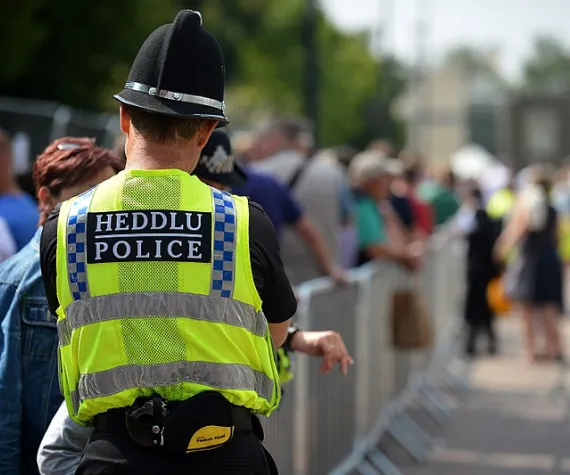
[487,276,512,316]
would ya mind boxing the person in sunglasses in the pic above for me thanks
[0,138,123,475]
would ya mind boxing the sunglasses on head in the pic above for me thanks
[56,143,83,151]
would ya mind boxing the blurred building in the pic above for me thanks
[394,61,508,163]
[499,94,570,170]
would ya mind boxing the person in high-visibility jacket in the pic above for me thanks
[37,129,352,475]
[486,186,515,221]
[39,10,296,475]
[36,323,353,475]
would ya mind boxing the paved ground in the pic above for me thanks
[392,317,570,475]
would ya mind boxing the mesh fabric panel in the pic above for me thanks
[118,175,187,399]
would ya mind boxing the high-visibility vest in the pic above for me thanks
[486,188,514,220]
[276,348,294,384]
[559,216,570,261]
[55,169,281,425]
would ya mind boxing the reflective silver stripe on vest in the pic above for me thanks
[210,189,237,299]
[66,188,96,301]
[57,292,267,346]
[58,322,70,347]
[74,361,274,404]
[71,390,80,415]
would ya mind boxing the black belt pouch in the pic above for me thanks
[162,391,235,453]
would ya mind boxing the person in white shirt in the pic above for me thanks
[247,118,347,284]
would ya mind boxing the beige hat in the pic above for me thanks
[349,151,402,186]
[385,157,404,176]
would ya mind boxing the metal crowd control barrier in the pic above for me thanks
[261,226,468,475]
[0,96,120,170]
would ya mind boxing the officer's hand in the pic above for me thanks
[329,267,348,286]
[291,330,354,375]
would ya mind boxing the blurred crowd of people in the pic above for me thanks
[0,120,465,280]
[229,118,460,284]
[6,113,569,472]
[0,118,466,284]
[0,118,462,474]
[456,161,570,363]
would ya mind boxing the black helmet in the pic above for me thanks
[114,10,228,125]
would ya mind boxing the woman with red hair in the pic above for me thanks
[0,137,123,475]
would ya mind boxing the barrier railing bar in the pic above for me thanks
[292,287,312,475]
[386,416,429,463]
[50,105,72,142]
[366,448,405,475]
[0,97,60,117]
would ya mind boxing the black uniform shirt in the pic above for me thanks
[40,201,297,324]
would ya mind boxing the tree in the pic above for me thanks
[1,0,402,146]
[521,36,570,94]
[0,1,46,86]
[358,55,408,149]
[0,1,177,110]
[184,0,381,146]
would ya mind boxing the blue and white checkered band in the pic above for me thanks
[210,188,237,299]
[66,188,96,301]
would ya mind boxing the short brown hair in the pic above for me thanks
[126,106,207,143]
[33,137,124,211]
[268,116,313,144]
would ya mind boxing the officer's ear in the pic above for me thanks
[119,105,131,135]
[196,120,218,148]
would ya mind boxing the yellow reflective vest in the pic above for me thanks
[276,348,294,384]
[55,169,281,425]
[486,188,514,220]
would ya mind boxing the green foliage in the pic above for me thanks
[318,24,376,146]
[184,0,383,146]
[0,0,406,146]
[521,36,570,94]
[0,0,177,110]
[0,2,46,85]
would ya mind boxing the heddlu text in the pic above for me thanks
[86,210,212,263]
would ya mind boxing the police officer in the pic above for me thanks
[39,10,296,474]
[37,129,351,475]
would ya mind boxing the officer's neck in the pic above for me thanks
[125,140,199,175]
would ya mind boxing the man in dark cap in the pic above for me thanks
[40,10,295,474]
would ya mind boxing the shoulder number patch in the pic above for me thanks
[86,210,212,263]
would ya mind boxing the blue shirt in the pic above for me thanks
[232,169,303,235]
[0,228,62,475]
[0,194,39,250]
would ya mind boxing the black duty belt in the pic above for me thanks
[94,392,256,453]
[95,402,253,434]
